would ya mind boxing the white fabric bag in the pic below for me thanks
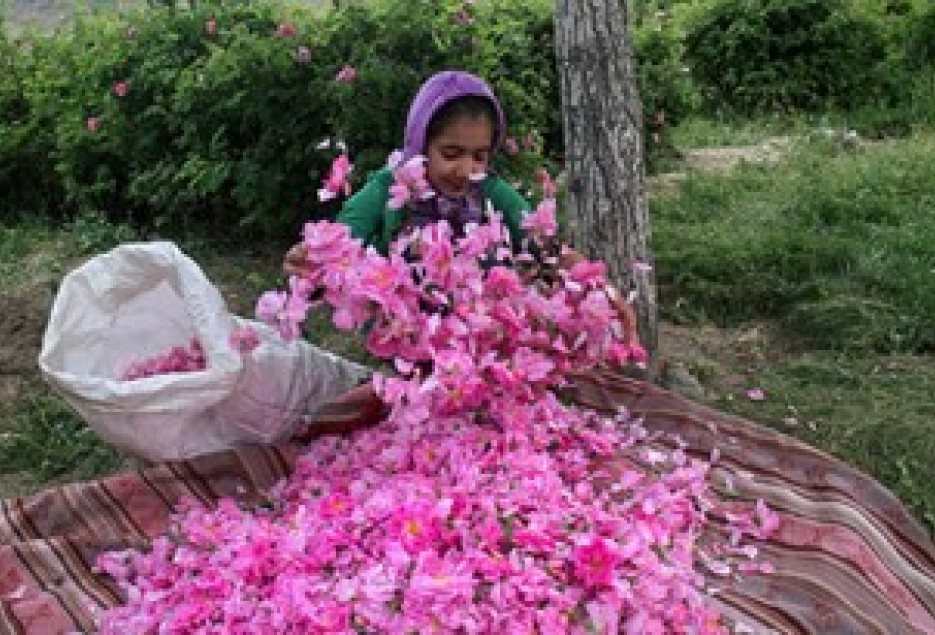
[38,241,370,461]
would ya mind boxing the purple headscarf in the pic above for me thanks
[401,70,507,161]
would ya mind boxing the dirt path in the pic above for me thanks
[0,288,52,417]
[647,136,794,197]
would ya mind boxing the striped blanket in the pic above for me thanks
[1,371,933,634]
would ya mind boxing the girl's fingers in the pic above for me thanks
[283,244,309,276]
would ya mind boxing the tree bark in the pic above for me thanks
[555,0,658,360]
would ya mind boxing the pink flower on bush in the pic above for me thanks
[335,64,357,82]
[524,132,536,151]
[125,26,136,39]
[452,7,474,26]
[317,153,353,202]
[86,116,100,132]
[112,81,129,98]
[388,155,434,210]
[205,17,217,36]
[276,22,296,38]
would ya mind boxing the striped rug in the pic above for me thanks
[0,372,932,634]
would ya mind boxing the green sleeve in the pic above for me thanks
[336,168,393,252]
[482,175,531,249]
[338,170,529,254]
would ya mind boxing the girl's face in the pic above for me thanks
[425,115,494,198]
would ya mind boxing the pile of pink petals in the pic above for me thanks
[119,337,206,381]
[97,210,776,633]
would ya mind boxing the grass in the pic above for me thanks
[0,392,123,486]
[699,347,935,535]
[653,131,935,353]
[650,128,935,534]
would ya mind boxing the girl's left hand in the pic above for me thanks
[283,243,313,278]
[559,246,642,350]
[605,285,641,350]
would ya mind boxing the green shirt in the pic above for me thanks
[336,167,530,255]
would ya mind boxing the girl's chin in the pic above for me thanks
[436,184,468,198]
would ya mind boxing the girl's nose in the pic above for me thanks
[455,158,474,179]
[456,157,484,180]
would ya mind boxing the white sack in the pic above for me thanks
[38,241,370,461]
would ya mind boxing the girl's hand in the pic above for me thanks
[605,285,642,350]
[558,245,586,270]
[283,243,312,278]
[558,246,642,349]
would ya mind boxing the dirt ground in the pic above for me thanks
[0,288,53,413]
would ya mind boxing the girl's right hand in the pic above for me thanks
[283,243,311,277]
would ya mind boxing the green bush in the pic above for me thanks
[683,0,888,114]
[632,12,700,165]
[0,26,64,222]
[1,0,569,238]
[46,3,340,237]
[1,0,715,234]
[905,4,935,71]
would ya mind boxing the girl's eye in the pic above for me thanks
[441,150,462,161]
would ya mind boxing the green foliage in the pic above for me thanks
[0,0,564,237]
[632,11,700,165]
[905,4,935,71]
[2,0,932,235]
[683,0,888,113]
[65,210,139,255]
[653,134,935,353]
[0,393,122,482]
[0,26,65,221]
[47,3,338,238]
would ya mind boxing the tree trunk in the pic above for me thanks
[555,0,658,361]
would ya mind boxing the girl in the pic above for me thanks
[286,69,640,348]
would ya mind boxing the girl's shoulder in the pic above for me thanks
[363,166,394,188]
[480,174,530,213]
